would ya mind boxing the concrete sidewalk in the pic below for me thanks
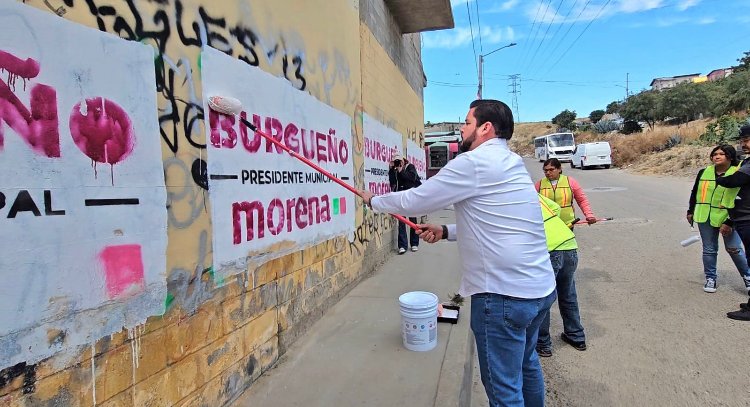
[231,209,474,407]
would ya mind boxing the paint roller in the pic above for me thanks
[207,95,420,231]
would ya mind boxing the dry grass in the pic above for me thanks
[509,118,715,176]
[622,144,713,176]
[509,121,556,156]
[608,119,710,167]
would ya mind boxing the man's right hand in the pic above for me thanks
[417,223,443,243]
[686,213,693,225]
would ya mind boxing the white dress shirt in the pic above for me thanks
[371,138,555,298]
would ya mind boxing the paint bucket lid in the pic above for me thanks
[399,291,438,310]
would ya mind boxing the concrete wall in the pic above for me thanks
[0,0,425,405]
[360,0,426,100]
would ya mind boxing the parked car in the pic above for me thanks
[571,142,612,169]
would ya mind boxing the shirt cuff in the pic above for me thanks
[446,224,457,241]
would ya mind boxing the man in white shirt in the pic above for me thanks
[361,99,556,407]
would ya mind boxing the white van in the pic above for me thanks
[571,142,612,169]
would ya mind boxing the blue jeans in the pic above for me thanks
[398,217,419,249]
[471,291,557,407]
[697,222,750,280]
[537,250,585,350]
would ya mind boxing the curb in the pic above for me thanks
[434,301,474,407]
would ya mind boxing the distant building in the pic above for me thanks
[425,121,461,133]
[649,73,701,91]
[707,68,734,81]
[692,76,708,83]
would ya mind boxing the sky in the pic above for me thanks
[421,0,750,123]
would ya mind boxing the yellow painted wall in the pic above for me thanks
[0,0,424,405]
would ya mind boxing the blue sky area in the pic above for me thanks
[422,0,750,123]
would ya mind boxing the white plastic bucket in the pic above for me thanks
[398,291,439,352]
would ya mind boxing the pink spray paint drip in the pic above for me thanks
[99,244,145,299]
[69,97,134,185]
[0,50,60,157]
[2,69,28,92]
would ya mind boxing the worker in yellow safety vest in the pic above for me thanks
[536,194,586,357]
[536,158,597,225]
[686,144,750,294]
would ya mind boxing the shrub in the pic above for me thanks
[593,120,621,133]
[622,120,642,134]
[700,115,743,145]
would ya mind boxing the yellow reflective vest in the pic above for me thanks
[539,175,575,224]
[693,165,740,227]
[539,194,578,252]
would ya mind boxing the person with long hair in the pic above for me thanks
[687,144,750,293]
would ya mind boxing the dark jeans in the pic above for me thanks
[733,222,750,300]
[537,250,585,349]
[398,217,419,249]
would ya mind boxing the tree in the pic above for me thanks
[621,91,664,130]
[589,109,606,123]
[660,82,708,124]
[735,50,750,73]
[551,109,577,131]
[606,101,622,114]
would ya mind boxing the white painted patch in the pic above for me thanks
[363,114,404,195]
[201,47,355,281]
[0,2,166,370]
[406,139,427,181]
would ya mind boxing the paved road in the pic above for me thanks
[473,158,750,407]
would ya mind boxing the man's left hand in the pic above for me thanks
[586,216,597,224]
[720,224,732,237]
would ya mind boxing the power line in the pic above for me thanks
[475,0,483,54]
[530,0,580,77]
[427,80,477,88]
[466,0,479,77]
[535,0,593,75]
[525,0,566,75]
[516,0,547,73]
[543,0,612,77]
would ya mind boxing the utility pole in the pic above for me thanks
[477,42,517,99]
[508,74,521,122]
[626,72,629,100]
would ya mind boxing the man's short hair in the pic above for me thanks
[469,99,514,140]
[740,124,750,139]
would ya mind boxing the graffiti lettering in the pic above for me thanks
[210,110,349,165]
[367,182,392,195]
[232,195,332,243]
[0,50,135,179]
[364,137,399,164]
[65,0,308,156]
[0,189,66,218]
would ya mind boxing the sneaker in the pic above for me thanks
[411,246,419,252]
[703,278,717,293]
[727,308,750,321]
[536,346,552,357]
[560,333,587,351]
[740,302,749,310]
[398,248,406,255]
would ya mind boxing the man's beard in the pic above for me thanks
[459,131,476,153]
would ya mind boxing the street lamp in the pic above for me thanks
[477,42,517,99]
